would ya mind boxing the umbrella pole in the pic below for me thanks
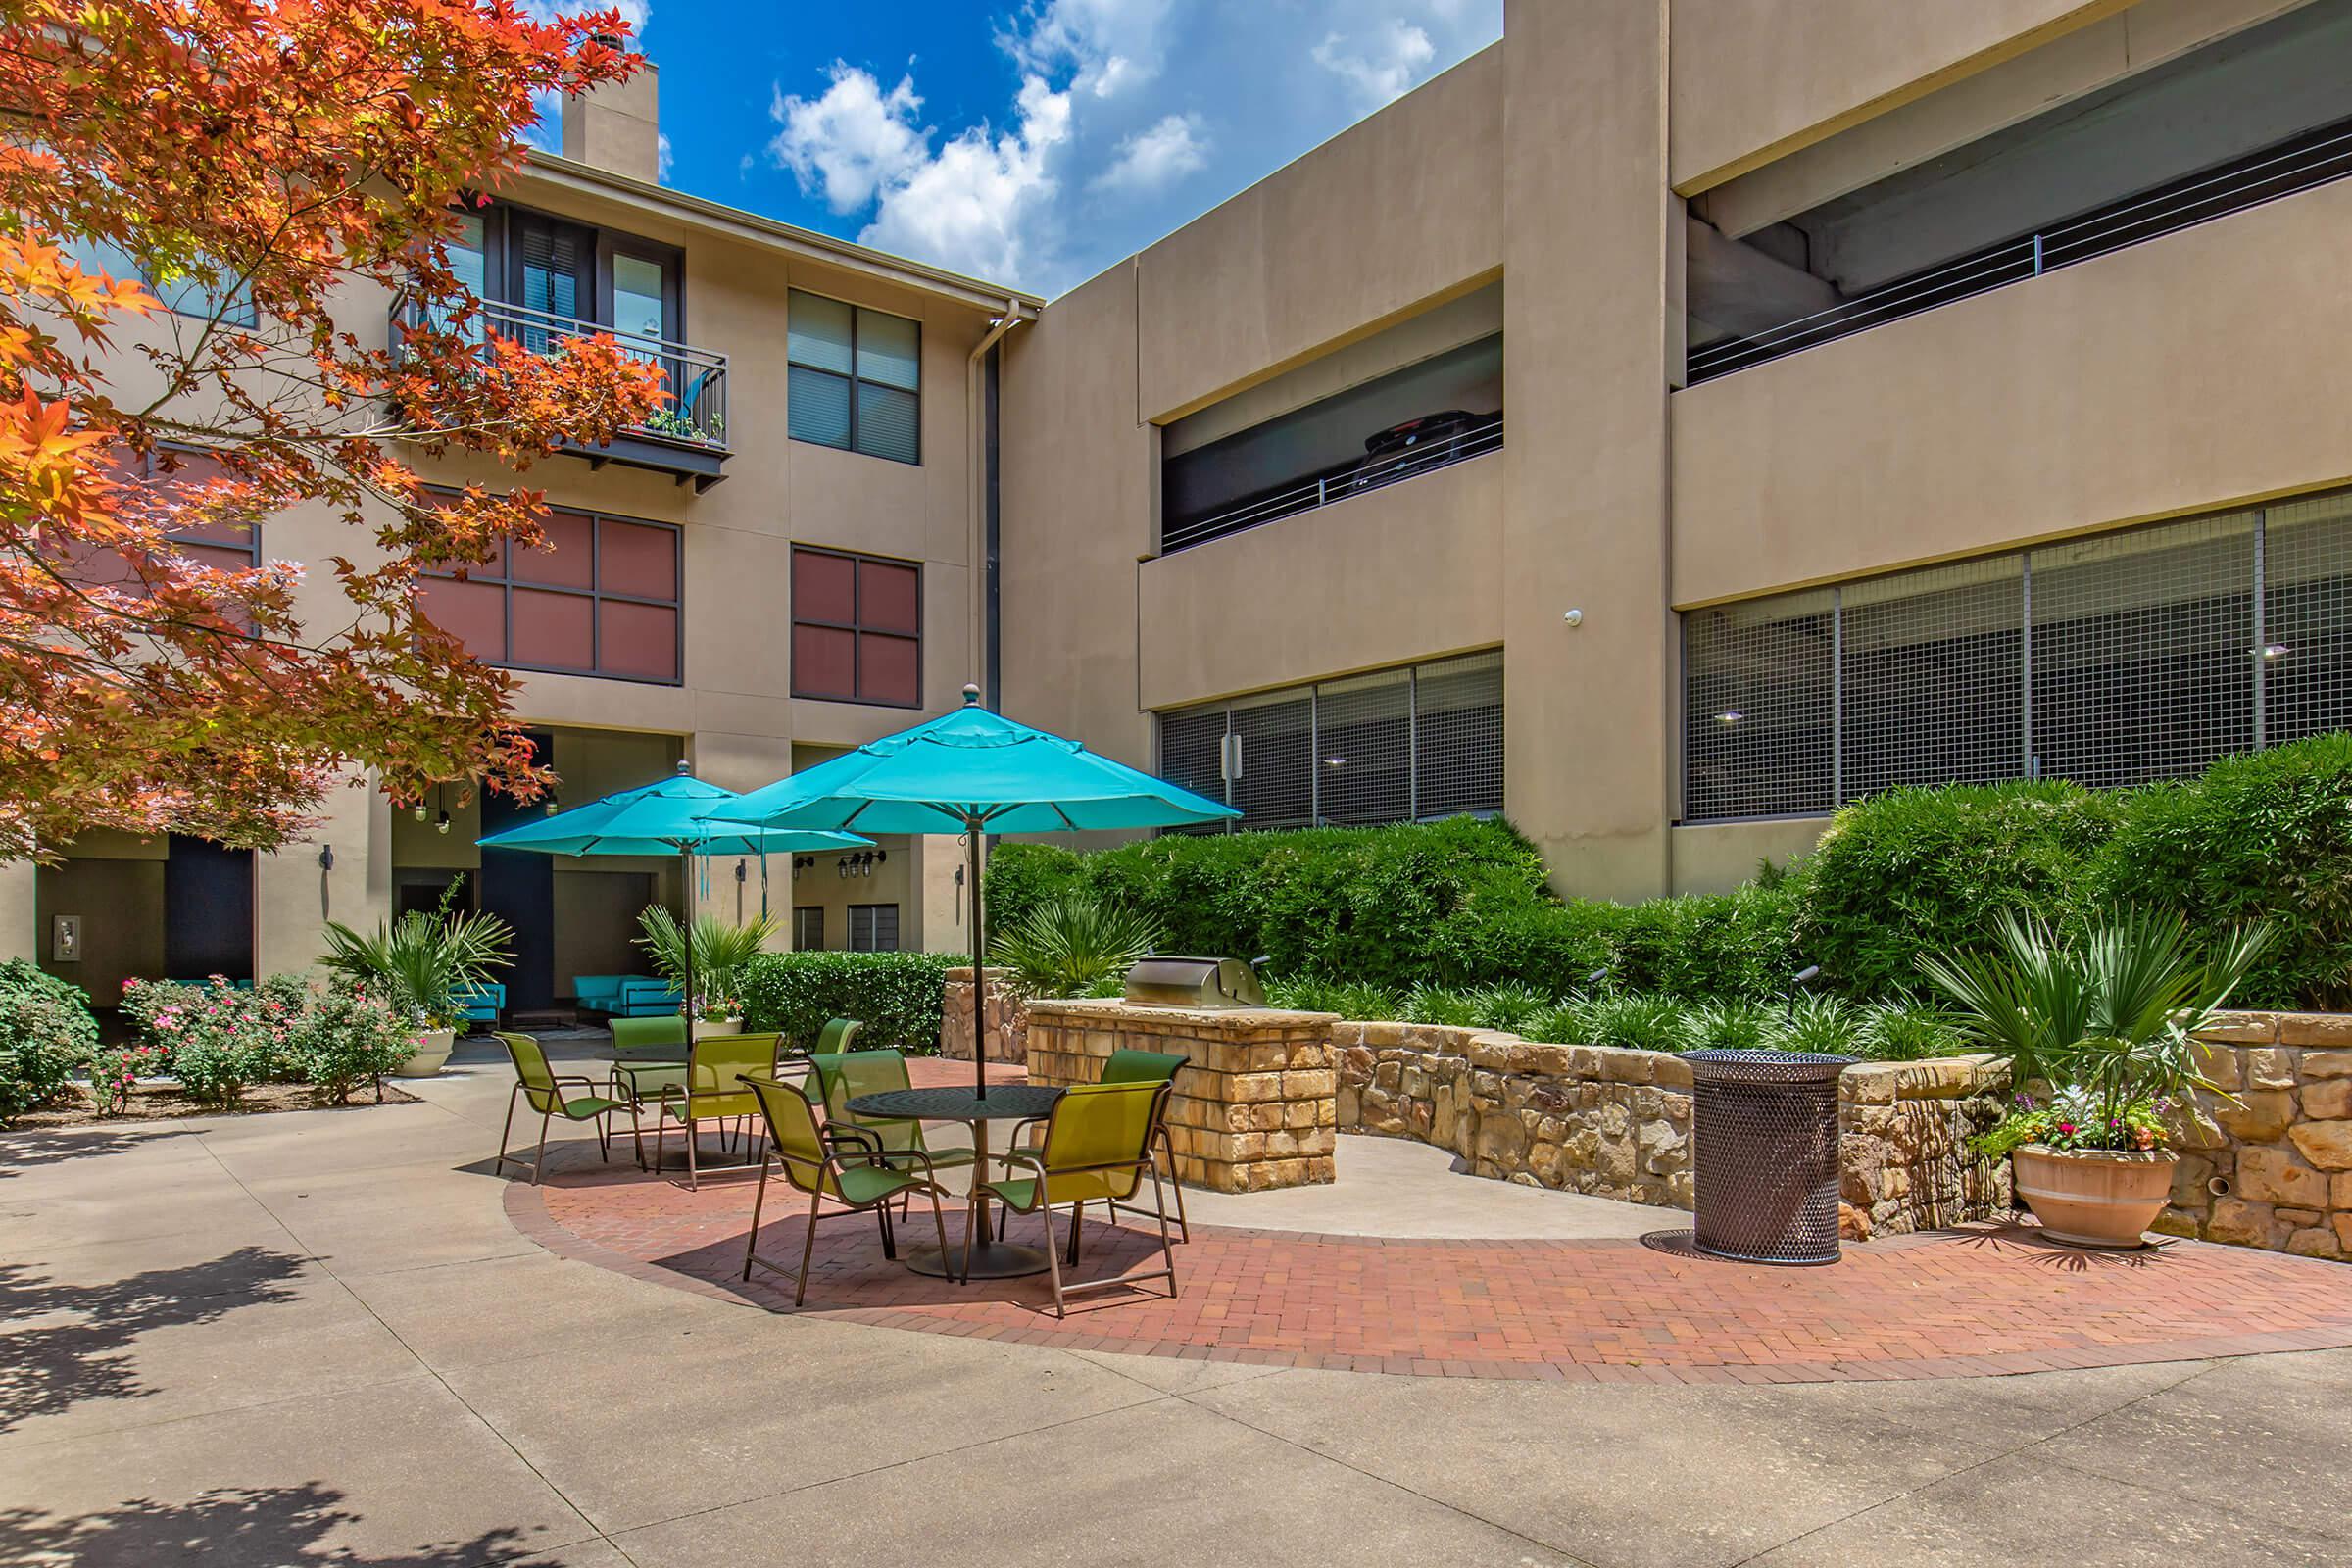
[679,845,696,1047]
[967,820,986,1101]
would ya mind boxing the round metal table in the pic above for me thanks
[845,1084,1064,1280]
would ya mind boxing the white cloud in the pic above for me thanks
[759,1,1500,296]
[1089,113,1207,195]
[767,65,928,214]
[1312,20,1438,108]
[858,76,1073,283]
[657,131,673,181]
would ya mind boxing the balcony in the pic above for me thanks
[393,298,731,490]
[1161,413,1503,555]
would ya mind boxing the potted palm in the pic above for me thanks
[1922,907,2271,1249]
[635,906,775,1035]
[320,885,514,1077]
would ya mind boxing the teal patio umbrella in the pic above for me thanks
[479,760,869,1035]
[711,686,1241,1097]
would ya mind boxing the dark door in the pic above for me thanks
[510,213,596,341]
[165,835,253,981]
[478,730,557,1010]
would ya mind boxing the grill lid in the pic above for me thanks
[1122,956,1267,1009]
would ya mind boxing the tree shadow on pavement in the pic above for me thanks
[0,1484,564,1566]
[0,1126,193,1178]
[0,1246,310,1437]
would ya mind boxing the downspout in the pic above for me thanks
[965,301,1026,710]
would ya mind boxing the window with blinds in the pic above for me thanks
[1156,650,1503,832]
[790,545,921,707]
[848,904,900,953]
[1680,495,2352,821]
[792,906,824,952]
[788,290,921,464]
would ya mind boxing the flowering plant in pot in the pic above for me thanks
[320,880,513,1077]
[1922,906,2273,1249]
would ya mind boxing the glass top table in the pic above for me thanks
[846,1084,1065,1280]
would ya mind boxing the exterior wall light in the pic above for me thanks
[1562,608,1584,626]
[2259,643,2292,662]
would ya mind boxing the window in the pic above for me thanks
[848,904,900,953]
[787,291,921,464]
[420,507,681,684]
[1680,497,2351,821]
[67,235,256,327]
[1158,650,1503,832]
[791,546,921,707]
[56,446,263,598]
[792,906,824,952]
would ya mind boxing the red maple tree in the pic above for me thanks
[0,0,670,859]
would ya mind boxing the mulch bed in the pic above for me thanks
[13,1079,419,1129]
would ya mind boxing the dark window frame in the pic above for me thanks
[786,288,922,466]
[790,544,923,709]
[456,197,687,341]
[792,906,825,952]
[146,444,265,564]
[421,500,685,687]
[847,903,901,953]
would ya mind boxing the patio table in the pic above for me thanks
[846,1083,1064,1280]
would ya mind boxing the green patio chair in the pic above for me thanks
[740,1072,953,1306]
[606,1012,690,1166]
[808,1049,979,1180]
[975,1079,1177,1317]
[812,1016,862,1055]
[1009,1048,1191,1242]
[493,1031,630,1185]
[654,1032,782,1189]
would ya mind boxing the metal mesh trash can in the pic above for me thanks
[1684,1049,1855,1265]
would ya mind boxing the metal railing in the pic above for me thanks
[1160,416,1503,554]
[393,296,730,451]
[1687,119,2352,384]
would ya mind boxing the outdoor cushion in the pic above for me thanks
[454,982,505,1022]
[571,975,640,1012]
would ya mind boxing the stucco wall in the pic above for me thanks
[1672,175,2352,609]
[1668,0,2132,191]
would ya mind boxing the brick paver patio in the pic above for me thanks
[510,1098,2352,1385]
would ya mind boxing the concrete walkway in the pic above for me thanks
[6,1037,2352,1566]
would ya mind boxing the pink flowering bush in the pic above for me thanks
[292,981,415,1103]
[85,1043,162,1118]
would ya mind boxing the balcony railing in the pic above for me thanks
[1687,117,2352,385]
[393,297,731,486]
[1160,415,1503,555]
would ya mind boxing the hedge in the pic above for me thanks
[0,959,99,1124]
[741,951,959,1053]
[985,734,2352,1010]
[986,819,1802,1001]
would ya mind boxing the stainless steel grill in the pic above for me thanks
[1682,494,2352,823]
[1122,956,1267,1010]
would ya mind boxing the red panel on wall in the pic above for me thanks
[512,509,595,589]
[858,558,920,634]
[511,588,595,669]
[600,518,676,600]
[598,600,678,682]
[793,623,856,698]
[792,548,855,621]
[859,631,919,706]
[418,577,507,660]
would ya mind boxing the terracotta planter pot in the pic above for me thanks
[392,1027,456,1079]
[2012,1144,2177,1249]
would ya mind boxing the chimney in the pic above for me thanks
[560,54,662,184]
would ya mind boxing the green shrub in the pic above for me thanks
[2092,735,2352,1008]
[1794,781,2127,1000]
[1465,981,1550,1031]
[125,976,295,1106]
[292,980,416,1104]
[1612,888,1802,1001]
[987,895,1159,1001]
[1780,993,1866,1054]
[1682,998,1778,1052]
[980,842,1088,932]
[741,951,959,1053]
[1856,1002,1962,1061]
[1260,975,1401,1019]
[1400,984,1480,1027]
[1570,992,1689,1053]
[1520,1002,1587,1046]
[0,962,98,1123]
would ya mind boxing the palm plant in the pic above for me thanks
[1920,906,2273,1147]
[987,894,1160,1000]
[320,887,513,1032]
[635,906,776,1008]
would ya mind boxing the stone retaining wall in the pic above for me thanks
[1025,999,1339,1193]
[2165,1012,2352,1260]
[1337,1024,2012,1238]
[940,968,1025,1063]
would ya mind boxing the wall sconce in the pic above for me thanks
[434,783,450,836]
[733,859,747,884]
[836,856,850,880]
[792,855,812,882]
[543,798,561,817]
[318,845,335,871]
[413,803,428,823]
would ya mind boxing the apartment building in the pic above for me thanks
[998,0,2352,901]
[17,69,1038,1014]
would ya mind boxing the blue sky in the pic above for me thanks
[541,1,1503,299]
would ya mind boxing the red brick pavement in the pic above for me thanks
[509,1058,2352,1383]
